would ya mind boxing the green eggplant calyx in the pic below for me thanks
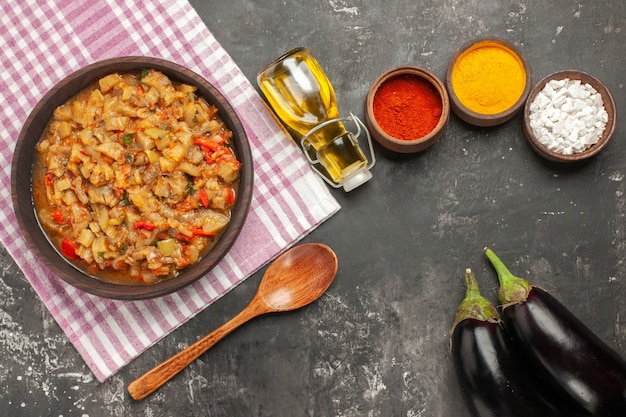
[484,248,532,306]
[452,268,501,332]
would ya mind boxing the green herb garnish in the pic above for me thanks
[137,68,150,81]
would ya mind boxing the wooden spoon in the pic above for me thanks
[128,243,338,400]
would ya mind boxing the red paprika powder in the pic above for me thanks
[372,74,443,140]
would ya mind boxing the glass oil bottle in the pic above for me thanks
[257,47,375,191]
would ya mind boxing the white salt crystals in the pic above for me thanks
[528,78,608,155]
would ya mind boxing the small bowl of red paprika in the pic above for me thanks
[364,65,450,153]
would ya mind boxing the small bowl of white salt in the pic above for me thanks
[523,69,616,163]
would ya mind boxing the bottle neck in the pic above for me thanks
[304,120,346,151]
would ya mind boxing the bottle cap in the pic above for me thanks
[342,169,373,192]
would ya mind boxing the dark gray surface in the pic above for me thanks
[3,1,626,416]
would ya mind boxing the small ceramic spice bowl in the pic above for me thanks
[523,69,616,163]
[446,37,531,127]
[364,65,450,153]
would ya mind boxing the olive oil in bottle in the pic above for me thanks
[257,47,373,190]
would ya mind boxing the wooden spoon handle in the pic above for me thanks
[128,303,261,400]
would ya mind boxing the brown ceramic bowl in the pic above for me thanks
[11,56,254,300]
[446,37,531,127]
[364,65,449,153]
[523,69,616,163]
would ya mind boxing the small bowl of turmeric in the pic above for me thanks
[446,37,531,127]
[364,65,450,153]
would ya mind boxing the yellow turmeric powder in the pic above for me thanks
[451,41,526,115]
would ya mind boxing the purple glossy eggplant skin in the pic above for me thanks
[502,287,626,417]
[452,317,563,417]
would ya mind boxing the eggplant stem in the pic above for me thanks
[484,248,532,307]
[452,268,500,332]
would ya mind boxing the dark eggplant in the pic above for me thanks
[451,268,564,417]
[485,248,626,417]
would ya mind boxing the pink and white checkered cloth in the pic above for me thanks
[0,0,340,382]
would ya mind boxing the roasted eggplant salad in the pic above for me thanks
[33,69,241,285]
